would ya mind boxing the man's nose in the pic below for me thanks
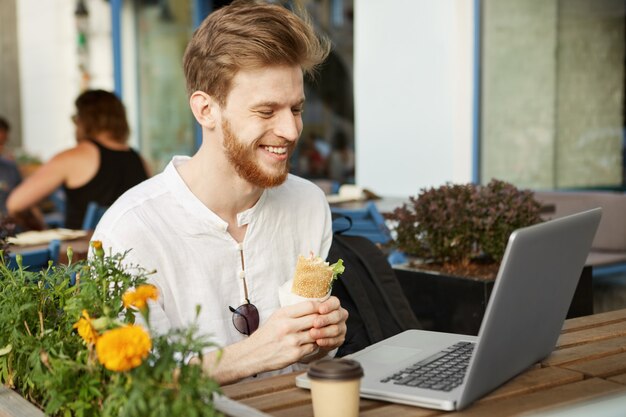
[273,111,300,142]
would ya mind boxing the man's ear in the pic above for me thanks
[189,91,219,129]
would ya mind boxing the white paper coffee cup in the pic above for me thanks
[308,359,364,417]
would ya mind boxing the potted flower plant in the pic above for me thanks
[384,179,590,335]
[0,239,222,417]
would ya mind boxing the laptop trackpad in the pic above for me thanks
[358,345,421,364]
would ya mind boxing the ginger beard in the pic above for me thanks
[222,119,295,188]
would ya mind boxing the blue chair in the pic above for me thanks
[8,239,61,270]
[44,187,66,228]
[387,249,408,265]
[330,202,392,245]
[82,201,108,230]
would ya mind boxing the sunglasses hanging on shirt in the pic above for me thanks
[228,243,260,336]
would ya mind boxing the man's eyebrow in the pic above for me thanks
[250,98,306,108]
[250,101,279,108]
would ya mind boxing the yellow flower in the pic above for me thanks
[73,310,99,345]
[96,325,151,372]
[122,284,159,310]
[91,240,104,258]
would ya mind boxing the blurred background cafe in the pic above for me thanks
[1,0,626,305]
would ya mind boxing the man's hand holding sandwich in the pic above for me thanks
[204,256,348,383]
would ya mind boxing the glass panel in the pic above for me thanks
[481,0,625,190]
[135,0,195,173]
[292,0,355,189]
[133,0,354,183]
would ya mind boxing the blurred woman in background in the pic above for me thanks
[7,90,150,229]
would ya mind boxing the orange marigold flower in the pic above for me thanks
[73,309,99,345]
[122,284,159,310]
[96,325,151,372]
[90,240,104,258]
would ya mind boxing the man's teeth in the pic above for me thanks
[263,146,287,154]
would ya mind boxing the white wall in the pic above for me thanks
[354,0,475,197]
[17,0,115,161]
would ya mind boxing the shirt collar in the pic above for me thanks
[163,156,268,233]
[237,190,267,227]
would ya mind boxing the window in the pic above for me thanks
[134,0,195,173]
[132,0,355,183]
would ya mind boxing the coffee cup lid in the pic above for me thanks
[307,359,364,381]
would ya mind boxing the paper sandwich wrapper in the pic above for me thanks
[278,278,331,307]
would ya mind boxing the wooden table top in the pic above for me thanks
[220,308,626,416]
[10,232,92,265]
[3,300,626,416]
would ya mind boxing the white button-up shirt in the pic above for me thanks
[93,156,333,376]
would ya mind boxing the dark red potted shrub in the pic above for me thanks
[385,180,591,334]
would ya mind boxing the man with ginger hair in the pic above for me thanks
[93,0,348,383]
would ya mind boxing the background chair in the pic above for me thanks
[7,239,61,270]
[330,201,391,245]
[81,201,108,230]
[331,202,409,265]
[43,187,66,228]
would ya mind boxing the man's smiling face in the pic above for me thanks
[219,65,305,188]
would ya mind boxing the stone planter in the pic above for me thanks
[0,387,45,417]
[393,264,593,335]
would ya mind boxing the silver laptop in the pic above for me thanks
[296,208,602,411]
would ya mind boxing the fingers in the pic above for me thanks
[247,326,319,371]
[311,322,347,348]
[309,305,348,349]
[312,305,348,329]
[272,302,320,332]
[281,299,321,317]
[298,342,320,357]
[312,309,338,329]
[318,296,340,315]
[259,298,347,360]
[316,335,345,348]
[310,323,341,340]
[275,327,317,348]
[274,297,343,331]
[310,308,348,337]
[279,296,341,319]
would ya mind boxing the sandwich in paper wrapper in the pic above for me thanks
[279,254,345,307]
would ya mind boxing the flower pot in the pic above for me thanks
[393,264,593,335]
[0,387,45,416]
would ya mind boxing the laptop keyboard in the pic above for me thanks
[380,341,475,392]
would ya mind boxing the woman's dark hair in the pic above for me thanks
[0,117,10,132]
[75,90,129,143]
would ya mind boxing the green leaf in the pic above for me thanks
[331,258,344,279]
[0,344,11,356]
